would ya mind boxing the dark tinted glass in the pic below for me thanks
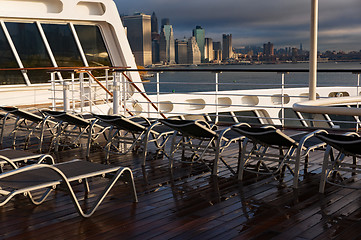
[6,22,52,83]
[281,108,303,127]
[301,112,330,128]
[0,26,24,85]
[42,24,84,68]
[74,25,111,67]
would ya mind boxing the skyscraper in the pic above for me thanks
[187,36,201,64]
[222,34,233,60]
[161,18,170,28]
[192,26,205,62]
[151,12,158,34]
[204,38,213,62]
[175,39,188,64]
[122,13,152,66]
[159,24,175,64]
[213,41,222,62]
[151,12,160,63]
[263,42,274,56]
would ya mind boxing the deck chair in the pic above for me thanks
[0,159,137,218]
[0,149,54,172]
[93,114,173,166]
[316,131,361,193]
[41,110,109,157]
[159,119,243,176]
[0,106,56,151]
[232,123,326,188]
[0,113,8,146]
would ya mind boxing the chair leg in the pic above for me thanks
[237,139,249,181]
[169,132,178,168]
[212,138,221,176]
[319,146,332,193]
[293,146,302,189]
[352,156,357,176]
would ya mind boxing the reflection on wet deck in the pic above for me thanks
[1,129,361,240]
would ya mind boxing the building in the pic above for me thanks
[187,36,201,64]
[151,12,158,34]
[263,42,274,56]
[122,13,152,66]
[159,24,175,64]
[222,34,233,60]
[161,18,170,28]
[151,12,160,63]
[213,41,222,62]
[192,26,205,62]
[204,38,213,62]
[175,39,188,64]
[152,39,160,63]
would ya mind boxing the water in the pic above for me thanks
[143,62,361,94]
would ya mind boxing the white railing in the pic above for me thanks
[46,66,361,130]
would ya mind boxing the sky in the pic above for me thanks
[114,0,361,52]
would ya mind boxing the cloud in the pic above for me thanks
[114,0,361,51]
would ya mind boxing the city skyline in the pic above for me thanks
[114,0,361,52]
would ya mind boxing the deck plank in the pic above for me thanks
[1,127,361,239]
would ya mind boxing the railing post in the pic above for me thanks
[50,72,56,110]
[71,72,75,111]
[79,72,84,113]
[157,72,160,118]
[122,71,126,116]
[63,81,70,112]
[113,72,120,115]
[215,72,219,124]
[105,69,109,103]
[88,72,92,113]
[357,73,360,131]
[281,72,285,127]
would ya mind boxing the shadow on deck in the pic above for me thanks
[1,131,361,240]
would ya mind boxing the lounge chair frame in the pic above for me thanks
[0,159,137,218]
[159,119,243,176]
[94,115,173,166]
[232,123,326,188]
[42,110,109,157]
[317,131,361,193]
[0,149,54,172]
[0,106,56,151]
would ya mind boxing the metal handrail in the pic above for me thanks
[4,66,360,129]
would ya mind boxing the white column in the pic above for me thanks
[63,81,70,112]
[309,0,318,100]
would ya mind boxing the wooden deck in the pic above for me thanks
[1,128,361,240]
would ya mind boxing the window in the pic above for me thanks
[301,112,330,128]
[0,26,24,85]
[42,24,83,68]
[6,22,52,83]
[74,25,111,67]
[280,108,303,127]
[234,111,261,124]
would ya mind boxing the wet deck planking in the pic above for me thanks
[0,128,361,239]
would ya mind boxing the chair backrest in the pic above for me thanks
[42,110,90,127]
[159,119,217,139]
[232,125,297,148]
[93,114,146,133]
[316,133,361,157]
[0,106,43,123]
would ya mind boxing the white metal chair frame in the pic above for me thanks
[0,107,56,151]
[42,110,109,157]
[159,119,243,176]
[94,115,173,166]
[0,159,138,218]
[317,131,361,193]
[232,123,326,188]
